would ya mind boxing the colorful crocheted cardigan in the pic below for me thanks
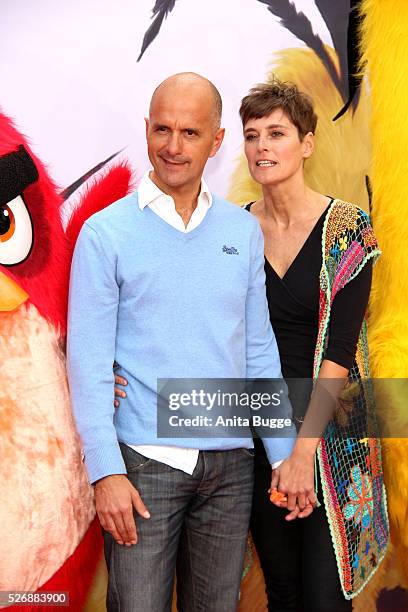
[315,199,389,599]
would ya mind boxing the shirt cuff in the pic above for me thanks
[271,459,284,470]
[84,442,127,484]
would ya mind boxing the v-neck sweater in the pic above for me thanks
[67,192,296,484]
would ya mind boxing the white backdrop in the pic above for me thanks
[0,0,332,196]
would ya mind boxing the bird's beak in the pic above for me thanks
[0,270,29,312]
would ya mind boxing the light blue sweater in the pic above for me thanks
[67,192,295,483]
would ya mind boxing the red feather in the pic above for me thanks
[0,111,132,332]
[66,162,133,252]
[9,517,103,612]
[1,111,133,607]
[0,112,70,332]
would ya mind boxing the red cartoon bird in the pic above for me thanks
[0,112,131,611]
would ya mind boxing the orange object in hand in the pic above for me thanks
[269,488,287,504]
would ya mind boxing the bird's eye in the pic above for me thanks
[0,195,33,265]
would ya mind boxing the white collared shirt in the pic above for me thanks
[137,170,212,232]
[128,171,212,474]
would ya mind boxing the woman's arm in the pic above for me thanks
[273,359,348,519]
[272,261,373,519]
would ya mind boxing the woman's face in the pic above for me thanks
[243,108,313,187]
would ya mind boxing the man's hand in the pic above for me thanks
[270,451,317,521]
[94,474,150,545]
[114,374,127,408]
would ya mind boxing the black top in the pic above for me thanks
[245,202,372,379]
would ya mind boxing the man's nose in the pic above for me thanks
[167,132,183,156]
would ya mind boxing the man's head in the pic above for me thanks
[145,72,224,195]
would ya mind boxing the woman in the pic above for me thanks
[240,79,389,610]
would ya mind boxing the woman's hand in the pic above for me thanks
[114,373,128,408]
[270,448,317,520]
[270,362,348,520]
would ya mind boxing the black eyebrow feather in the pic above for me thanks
[258,0,364,121]
[138,0,178,62]
[258,0,343,98]
[0,145,38,206]
[60,149,124,201]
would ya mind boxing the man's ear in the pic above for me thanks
[302,132,314,159]
[145,117,149,140]
[209,127,225,158]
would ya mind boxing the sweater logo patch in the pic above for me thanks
[222,245,239,255]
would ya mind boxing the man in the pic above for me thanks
[67,72,298,612]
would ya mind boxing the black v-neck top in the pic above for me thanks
[245,202,372,379]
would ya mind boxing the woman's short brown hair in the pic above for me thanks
[239,77,317,139]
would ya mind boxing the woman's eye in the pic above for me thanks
[0,195,33,265]
[245,134,257,141]
[271,131,283,137]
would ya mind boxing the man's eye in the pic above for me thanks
[186,130,196,136]
[156,126,168,132]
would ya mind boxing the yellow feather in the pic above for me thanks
[227,47,371,211]
[360,0,408,583]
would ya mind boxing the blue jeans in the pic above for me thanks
[104,444,254,612]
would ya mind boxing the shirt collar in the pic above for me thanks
[138,171,212,210]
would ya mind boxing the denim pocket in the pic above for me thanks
[240,447,255,458]
[119,443,153,471]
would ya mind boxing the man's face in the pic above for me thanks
[146,85,224,193]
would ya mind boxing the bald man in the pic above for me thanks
[67,73,295,611]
